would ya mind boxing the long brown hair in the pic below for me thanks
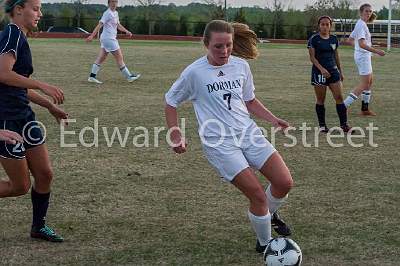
[360,3,377,23]
[203,20,259,60]
[231,22,259,59]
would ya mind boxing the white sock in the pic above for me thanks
[265,185,288,214]
[362,90,371,103]
[90,63,100,76]
[344,93,358,107]
[248,211,271,246]
[120,65,132,79]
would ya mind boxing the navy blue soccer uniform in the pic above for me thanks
[307,33,341,86]
[0,24,44,159]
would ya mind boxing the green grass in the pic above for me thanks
[0,39,399,266]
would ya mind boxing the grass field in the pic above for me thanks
[0,38,399,266]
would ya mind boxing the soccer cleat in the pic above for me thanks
[31,225,64,242]
[127,73,141,82]
[256,239,267,254]
[256,238,274,254]
[359,110,376,116]
[88,77,103,84]
[271,212,292,236]
[319,126,329,133]
[341,124,353,134]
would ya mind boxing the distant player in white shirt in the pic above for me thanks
[86,0,140,84]
[344,3,385,116]
[165,20,294,254]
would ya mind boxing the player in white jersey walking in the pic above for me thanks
[344,3,385,116]
[86,0,140,84]
[165,20,293,253]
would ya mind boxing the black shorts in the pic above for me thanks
[0,112,45,159]
[311,67,340,86]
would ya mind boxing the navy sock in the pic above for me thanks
[361,101,369,111]
[336,103,348,127]
[90,73,96,78]
[315,104,326,127]
[31,189,50,229]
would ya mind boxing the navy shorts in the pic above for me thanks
[311,67,341,86]
[0,112,45,159]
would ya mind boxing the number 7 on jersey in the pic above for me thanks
[223,93,232,110]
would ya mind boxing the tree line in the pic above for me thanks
[1,0,399,39]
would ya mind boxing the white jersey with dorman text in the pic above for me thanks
[100,8,119,40]
[350,19,372,57]
[165,55,257,137]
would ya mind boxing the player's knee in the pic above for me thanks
[335,95,344,103]
[279,175,294,194]
[35,168,54,186]
[98,55,106,64]
[12,179,31,196]
[251,189,268,208]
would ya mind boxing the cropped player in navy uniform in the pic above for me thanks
[308,16,351,133]
[0,0,67,242]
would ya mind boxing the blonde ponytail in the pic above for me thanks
[231,23,259,60]
[368,12,377,23]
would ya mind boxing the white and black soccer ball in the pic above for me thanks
[263,237,302,266]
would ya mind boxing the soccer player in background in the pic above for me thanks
[308,16,351,133]
[344,3,386,116]
[165,20,293,253]
[0,0,68,242]
[86,0,140,84]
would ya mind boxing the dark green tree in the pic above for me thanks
[270,0,285,38]
[234,8,247,23]
[179,15,188,36]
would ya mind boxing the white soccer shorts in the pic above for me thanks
[355,54,373,76]
[201,125,276,182]
[100,38,120,53]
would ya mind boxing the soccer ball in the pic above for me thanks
[263,237,302,266]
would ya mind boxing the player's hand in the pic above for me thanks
[171,136,187,154]
[86,35,94,42]
[126,31,132,37]
[39,83,64,105]
[321,68,331,78]
[376,49,386,56]
[271,118,290,131]
[0,130,23,145]
[49,104,69,126]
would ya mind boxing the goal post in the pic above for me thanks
[388,0,392,51]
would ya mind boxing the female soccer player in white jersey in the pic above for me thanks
[86,0,140,84]
[0,0,68,242]
[344,3,385,116]
[165,20,293,253]
[308,16,351,133]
